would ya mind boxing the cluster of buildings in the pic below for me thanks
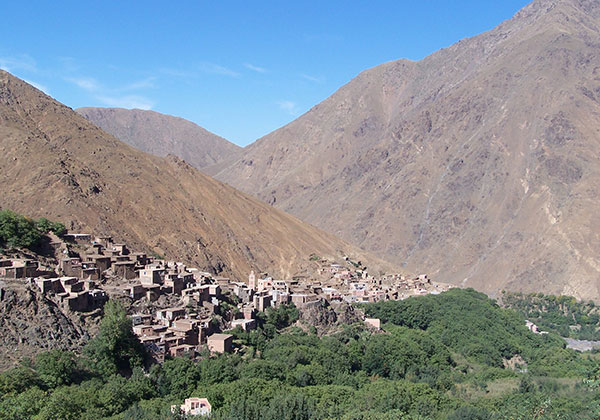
[0,232,451,365]
[125,264,448,363]
[0,254,109,312]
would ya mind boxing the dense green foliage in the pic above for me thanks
[0,209,66,249]
[503,291,600,340]
[84,300,147,376]
[1,290,599,419]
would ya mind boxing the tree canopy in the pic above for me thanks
[1,289,598,419]
[0,209,66,249]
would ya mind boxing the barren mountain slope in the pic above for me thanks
[0,70,392,281]
[76,107,241,169]
[0,282,90,370]
[216,0,600,300]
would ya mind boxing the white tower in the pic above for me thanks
[248,270,256,290]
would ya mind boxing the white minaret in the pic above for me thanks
[248,270,256,290]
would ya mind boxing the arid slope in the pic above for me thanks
[0,70,392,281]
[215,0,600,299]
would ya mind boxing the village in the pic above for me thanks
[0,232,452,367]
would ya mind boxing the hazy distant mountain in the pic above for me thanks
[76,107,241,169]
[0,70,392,281]
[215,0,600,300]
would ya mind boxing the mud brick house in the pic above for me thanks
[207,333,233,354]
[139,267,166,286]
[0,259,37,279]
[84,254,112,272]
[231,318,256,331]
[112,260,137,279]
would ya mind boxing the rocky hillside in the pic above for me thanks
[215,0,600,300]
[76,107,241,170]
[0,282,91,370]
[0,70,393,281]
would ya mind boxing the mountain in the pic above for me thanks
[76,107,241,169]
[215,0,600,300]
[0,70,392,281]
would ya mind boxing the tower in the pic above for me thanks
[248,270,256,290]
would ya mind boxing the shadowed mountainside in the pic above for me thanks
[76,107,241,169]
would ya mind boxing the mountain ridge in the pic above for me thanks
[214,0,600,300]
[0,70,394,282]
[76,107,242,170]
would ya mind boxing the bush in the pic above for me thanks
[447,406,492,420]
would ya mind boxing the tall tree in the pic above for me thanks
[84,300,146,376]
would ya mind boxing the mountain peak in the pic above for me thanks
[215,0,600,300]
[514,0,600,23]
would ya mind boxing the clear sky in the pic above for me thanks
[1,0,530,146]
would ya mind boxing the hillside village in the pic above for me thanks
[0,231,451,364]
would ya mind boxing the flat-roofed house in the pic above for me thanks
[0,259,37,279]
[364,318,381,330]
[63,233,92,244]
[242,307,256,320]
[85,254,112,272]
[128,284,145,300]
[207,333,233,354]
[290,293,309,307]
[156,307,186,323]
[131,313,152,326]
[171,398,211,417]
[164,273,184,295]
[35,277,53,293]
[169,344,195,358]
[139,267,166,286]
[112,261,137,279]
[133,324,155,337]
[253,293,272,312]
[231,318,256,331]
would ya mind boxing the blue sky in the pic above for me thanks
[1,0,530,146]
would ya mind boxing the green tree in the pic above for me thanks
[35,350,76,389]
[35,218,66,236]
[35,386,83,420]
[0,209,41,249]
[84,300,146,376]
[0,366,42,396]
[0,386,46,420]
